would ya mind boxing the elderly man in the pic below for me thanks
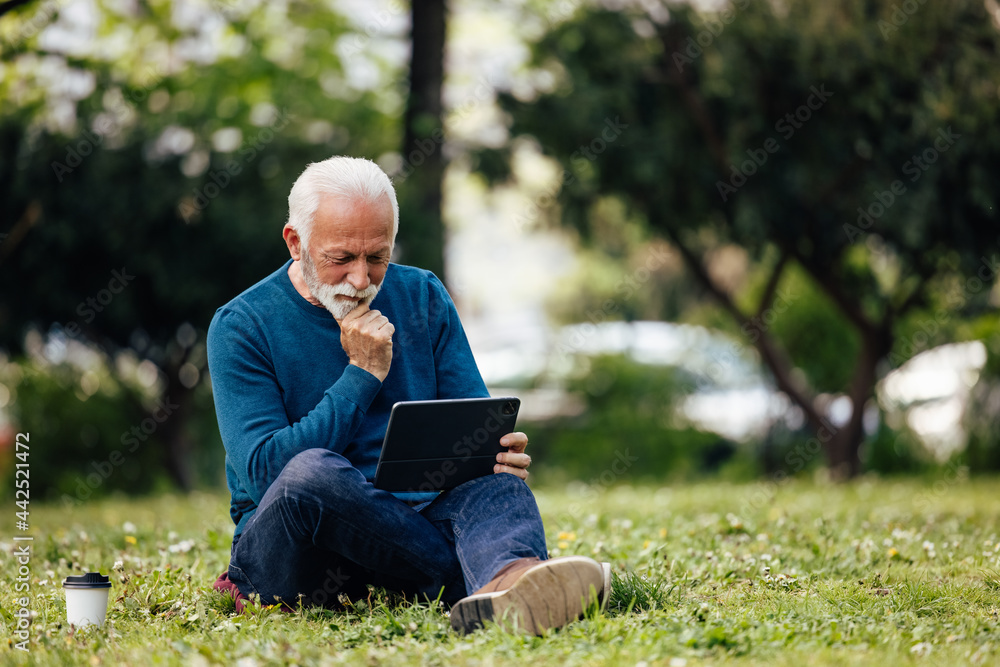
[207,156,606,634]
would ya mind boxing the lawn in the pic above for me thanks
[2,476,999,666]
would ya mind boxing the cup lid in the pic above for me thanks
[63,572,111,589]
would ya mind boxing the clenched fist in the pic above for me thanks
[337,303,395,382]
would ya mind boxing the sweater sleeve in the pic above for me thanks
[207,306,383,504]
[426,275,491,400]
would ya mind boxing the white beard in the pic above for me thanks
[300,251,380,320]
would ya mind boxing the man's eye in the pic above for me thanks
[368,256,388,264]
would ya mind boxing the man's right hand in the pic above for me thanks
[337,303,394,382]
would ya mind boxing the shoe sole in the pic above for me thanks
[450,556,604,636]
[598,561,612,611]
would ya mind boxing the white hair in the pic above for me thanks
[286,156,399,251]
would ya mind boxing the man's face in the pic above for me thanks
[297,194,394,320]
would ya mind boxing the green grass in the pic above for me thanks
[3,477,1000,665]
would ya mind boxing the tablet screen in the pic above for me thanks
[373,397,520,493]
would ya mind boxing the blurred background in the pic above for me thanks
[1,0,998,503]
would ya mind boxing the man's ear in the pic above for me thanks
[283,224,302,261]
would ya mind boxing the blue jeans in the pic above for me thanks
[227,449,548,608]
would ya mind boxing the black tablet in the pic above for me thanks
[373,397,521,493]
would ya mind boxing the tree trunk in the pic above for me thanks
[825,327,890,479]
[399,0,447,280]
[158,365,195,490]
[661,229,896,479]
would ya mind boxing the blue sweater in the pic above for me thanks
[207,260,489,537]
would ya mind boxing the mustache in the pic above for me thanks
[324,282,379,300]
[301,252,380,300]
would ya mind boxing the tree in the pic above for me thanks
[397,0,448,280]
[0,0,398,490]
[476,0,999,477]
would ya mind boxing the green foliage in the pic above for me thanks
[1,0,398,355]
[476,0,1000,469]
[0,353,221,500]
[528,355,751,481]
[4,480,1000,664]
[859,416,935,475]
[742,261,861,394]
[0,0,404,490]
[544,237,695,326]
[1,357,152,500]
[959,320,1000,471]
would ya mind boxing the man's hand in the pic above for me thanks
[337,303,394,382]
[495,432,531,480]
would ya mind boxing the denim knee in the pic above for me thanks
[272,448,362,499]
[443,471,535,511]
[478,471,532,495]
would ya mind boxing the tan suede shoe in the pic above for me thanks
[598,561,612,611]
[450,556,604,635]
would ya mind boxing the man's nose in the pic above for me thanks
[346,258,370,291]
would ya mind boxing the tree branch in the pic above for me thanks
[756,250,790,318]
[0,200,41,265]
[790,243,879,337]
[653,18,839,444]
[661,225,745,323]
[657,25,730,176]
[662,226,826,434]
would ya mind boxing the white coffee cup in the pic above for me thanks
[63,572,111,628]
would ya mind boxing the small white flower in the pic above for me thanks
[113,560,124,571]
[910,642,932,657]
[167,539,196,554]
[760,553,772,562]
[122,522,137,534]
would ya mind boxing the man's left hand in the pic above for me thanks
[496,432,531,480]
